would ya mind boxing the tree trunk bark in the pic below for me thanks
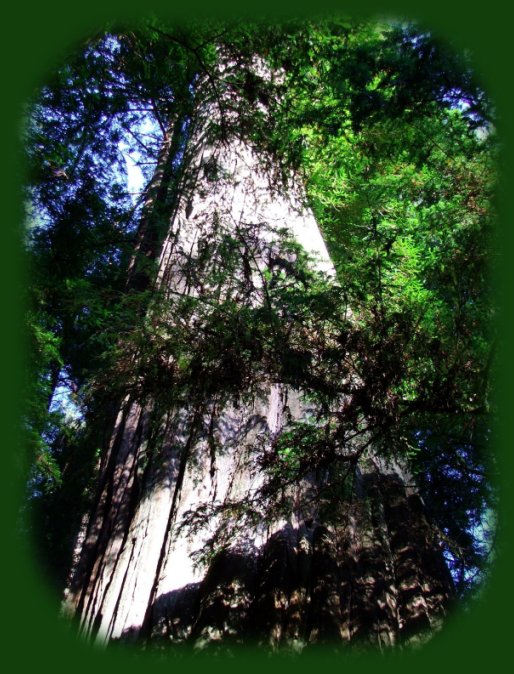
[63,67,454,652]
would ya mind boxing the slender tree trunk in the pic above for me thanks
[63,65,454,652]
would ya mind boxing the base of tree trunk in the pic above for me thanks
[63,387,453,652]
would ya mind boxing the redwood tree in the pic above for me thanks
[25,19,497,653]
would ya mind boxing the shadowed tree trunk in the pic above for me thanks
[62,58,454,653]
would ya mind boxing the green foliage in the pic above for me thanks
[24,18,497,598]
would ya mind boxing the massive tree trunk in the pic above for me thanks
[62,63,454,652]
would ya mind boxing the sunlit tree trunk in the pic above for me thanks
[63,63,454,652]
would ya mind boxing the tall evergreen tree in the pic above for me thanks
[24,19,497,652]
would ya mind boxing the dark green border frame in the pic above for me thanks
[2,1,511,671]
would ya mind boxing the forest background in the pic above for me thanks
[1,0,513,671]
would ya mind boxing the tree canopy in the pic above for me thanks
[23,17,497,603]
